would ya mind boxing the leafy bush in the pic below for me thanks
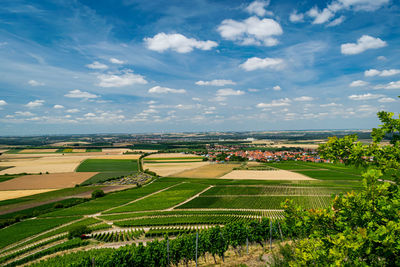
[91,189,105,198]
[68,225,91,239]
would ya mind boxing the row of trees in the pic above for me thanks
[35,219,284,267]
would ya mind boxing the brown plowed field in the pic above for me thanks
[0,172,97,190]
[172,163,240,178]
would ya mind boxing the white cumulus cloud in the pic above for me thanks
[257,98,291,108]
[144,33,217,53]
[378,97,397,103]
[289,11,304,22]
[216,88,245,96]
[109,58,125,64]
[25,100,44,108]
[15,111,34,116]
[374,81,400,90]
[341,35,387,55]
[246,1,271,17]
[273,85,281,91]
[148,86,186,94]
[53,105,64,109]
[66,109,80,113]
[0,100,7,106]
[348,93,384,100]
[97,70,147,87]
[86,61,108,70]
[350,80,369,87]
[65,90,99,99]
[365,69,400,77]
[217,16,283,46]
[294,96,314,101]
[240,57,284,71]
[307,7,334,24]
[196,79,236,86]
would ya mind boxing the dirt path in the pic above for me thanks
[166,185,213,211]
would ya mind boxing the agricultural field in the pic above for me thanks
[0,154,91,175]
[0,172,97,190]
[76,159,138,172]
[0,156,365,266]
[220,169,315,180]
[172,163,240,178]
[143,162,209,176]
[264,161,363,180]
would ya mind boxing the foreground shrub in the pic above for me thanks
[92,189,105,198]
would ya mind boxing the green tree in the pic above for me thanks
[276,107,400,266]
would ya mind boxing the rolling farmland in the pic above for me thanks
[0,149,364,266]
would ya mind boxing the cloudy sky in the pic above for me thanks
[0,0,399,135]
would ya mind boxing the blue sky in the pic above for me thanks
[0,0,399,135]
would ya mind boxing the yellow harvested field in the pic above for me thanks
[0,155,92,174]
[0,150,8,153]
[220,170,316,180]
[173,163,240,178]
[19,149,58,153]
[143,162,209,176]
[0,172,97,190]
[145,153,202,159]
[95,154,141,159]
[0,189,57,201]
[72,149,86,153]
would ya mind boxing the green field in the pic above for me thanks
[178,195,331,209]
[201,185,349,196]
[0,217,80,249]
[76,159,138,172]
[104,182,208,213]
[41,181,180,217]
[86,148,102,152]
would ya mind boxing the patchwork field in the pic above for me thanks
[0,172,97,190]
[220,170,315,180]
[143,162,209,176]
[0,159,365,266]
[172,163,240,178]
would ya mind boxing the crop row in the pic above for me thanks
[0,235,65,265]
[92,229,144,242]
[145,226,198,238]
[202,186,347,196]
[4,238,89,267]
[113,215,258,227]
[100,209,264,221]
[178,196,332,210]
[0,216,81,251]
